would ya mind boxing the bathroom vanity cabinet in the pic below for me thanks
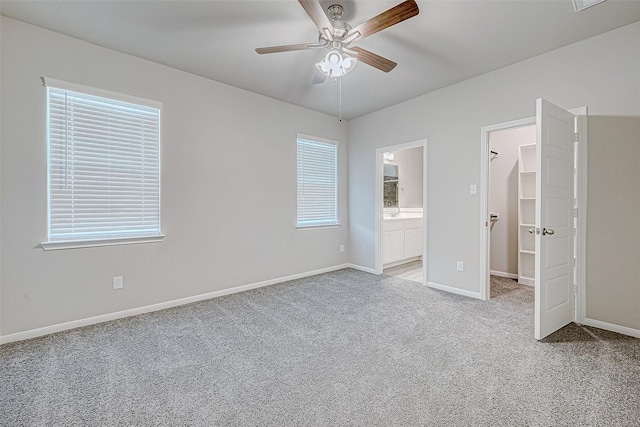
[382,218,423,266]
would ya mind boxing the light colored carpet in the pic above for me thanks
[1,269,639,426]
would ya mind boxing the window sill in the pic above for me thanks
[40,234,165,251]
[296,223,341,231]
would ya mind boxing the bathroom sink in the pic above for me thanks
[383,212,423,220]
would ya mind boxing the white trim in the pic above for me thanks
[375,139,428,290]
[296,133,339,147]
[296,224,341,231]
[480,106,588,326]
[296,135,339,228]
[0,264,350,345]
[572,107,588,325]
[581,318,640,339]
[40,235,165,251]
[44,82,162,244]
[348,263,377,274]
[489,270,518,279]
[41,76,162,109]
[572,0,607,13]
[480,117,536,301]
[375,153,382,274]
[427,282,483,300]
[518,277,535,287]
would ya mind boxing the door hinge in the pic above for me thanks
[574,132,580,143]
[574,208,578,218]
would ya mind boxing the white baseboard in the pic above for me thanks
[580,317,640,339]
[427,281,483,300]
[518,277,535,287]
[347,263,377,274]
[0,263,350,345]
[489,270,518,279]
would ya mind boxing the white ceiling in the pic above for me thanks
[2,0,639,120]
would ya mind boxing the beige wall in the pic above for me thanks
[348,21,640,331]
[586,117,640,329]
[489,125,535,276]
[0,17,349,336]
[2,17,640,339]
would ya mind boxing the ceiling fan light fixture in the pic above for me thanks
[315,49,357,78]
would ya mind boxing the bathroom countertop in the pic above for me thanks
[383,214,423,221]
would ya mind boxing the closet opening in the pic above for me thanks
[480,102,587,339]
[487,124,537,296]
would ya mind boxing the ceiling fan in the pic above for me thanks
[255,0,420,84]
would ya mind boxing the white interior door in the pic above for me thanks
[535,98,576,340]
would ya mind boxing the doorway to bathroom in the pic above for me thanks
[375,139,427,284]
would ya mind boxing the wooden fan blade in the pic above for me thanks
[298,0,333,39]
[255,44,311,54]
[352,47,397,73]
[348,0,419,41]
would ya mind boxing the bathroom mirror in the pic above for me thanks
[383,164,398,207]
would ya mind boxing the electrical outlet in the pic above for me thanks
[113,276,123,290]
[456,261,464,272]
[340,244,345,252]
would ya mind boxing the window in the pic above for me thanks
[42,78,163,249]
[296,135,338,228]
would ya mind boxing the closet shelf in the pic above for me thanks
[518,143,537,287]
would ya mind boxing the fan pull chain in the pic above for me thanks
[339,76,342,122]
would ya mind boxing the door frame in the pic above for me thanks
[375,139,428,287]
[479,117,535,300]
[479,108,587,324]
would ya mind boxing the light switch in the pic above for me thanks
[469,185,478,195]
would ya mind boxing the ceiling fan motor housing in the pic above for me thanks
[327,4,344,21]
[319,5,352,44]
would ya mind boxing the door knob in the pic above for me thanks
[528,228,535,234]
[542,228,555,235]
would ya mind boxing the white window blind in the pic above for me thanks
[45,78,162,244]
[297,136,338,228]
